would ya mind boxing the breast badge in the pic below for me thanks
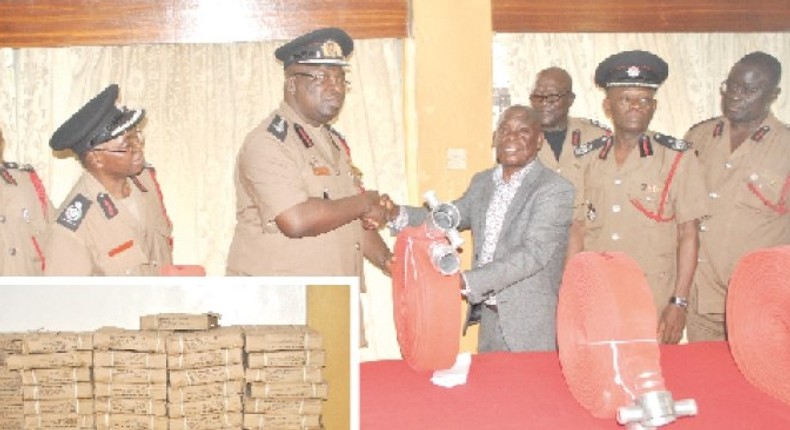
[586,203,597,222]
[57,194,92,231]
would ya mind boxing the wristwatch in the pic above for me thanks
[669,296,689,309]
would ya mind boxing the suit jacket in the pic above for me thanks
[404,159,574,351]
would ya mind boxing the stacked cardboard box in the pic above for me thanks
[243,326,327,430]
[166,327,246,430]
[93,328,168,429]
[6,332,94,429]
[0,333,24,430]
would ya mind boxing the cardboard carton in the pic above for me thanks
[140,313,220,331]
[247,350,325,368]
[169,364,244,388]
[22,333,93,354]
[167,348,243,370]
[93,367,167,384]
[243,326,322,352]
[242,398,322,415]
[245,367,323,384]
[247,382,328,400]
[168,395,243,418]
[93,351,167,369]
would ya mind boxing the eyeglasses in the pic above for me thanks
[92,129,144,154]
[612,95,656,110]
[529,92,571,104]
[290,72,351,89]
[720,80,762,98]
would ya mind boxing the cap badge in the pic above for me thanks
[321,40,343,58]
[627,66,641,78]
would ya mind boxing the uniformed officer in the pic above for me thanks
[530,67,610,178]
[684,51,790,341]
[46,84,173,276]
[567,50,708,344]
[226,27,392,278]
[0,126,53,275]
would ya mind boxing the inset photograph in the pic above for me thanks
[0,277,357,430]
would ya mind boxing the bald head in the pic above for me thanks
[498,105,541,128]
[536,67,573,90]
[736,51,782,89]
[530,67,575,131]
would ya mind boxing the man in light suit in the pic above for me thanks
[385,105,574,352]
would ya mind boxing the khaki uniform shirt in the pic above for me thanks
[45,167,173,276]
[0,162,52,275]
[536,117,609,180]
[227,102,365,276]
[570,131,708,312]
[685,114,790,313]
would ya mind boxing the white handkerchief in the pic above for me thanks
[430,352,472,388]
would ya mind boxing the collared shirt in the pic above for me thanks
[480,161,533,304]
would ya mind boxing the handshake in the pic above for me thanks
[360,190,398,230]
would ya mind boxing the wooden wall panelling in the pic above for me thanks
[493,0,790,33]
[0,0,408,47]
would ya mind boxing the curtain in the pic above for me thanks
[0,39,406,277]
[493,33,790,137]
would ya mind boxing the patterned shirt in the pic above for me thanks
[480,161,533,304]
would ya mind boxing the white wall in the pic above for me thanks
[0,277,319,332]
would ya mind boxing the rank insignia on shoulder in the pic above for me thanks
[687,117,719,134]
[2,162,18,169]
[653,132,690,151]
[751,125,770,142]
[574,135,610,157]
[589,119,611,131]
[19,163,34,171]
[713,120,724,137]
[572,129,581,146]
[57,194,92,231]
[326,125,347,152]
[131,175,148,192]
[97,192,119,219]
[267,115,288,142]
[0,169,17,186]
[293,123,314,148]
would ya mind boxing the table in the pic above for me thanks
[361,341,790,429]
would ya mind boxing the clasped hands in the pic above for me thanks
[360,191,398,230]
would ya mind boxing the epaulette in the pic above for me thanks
[266,114,288,142]
[143,162,155,171]
[751,125,770,142]
[326,125,346,153]
[56,194,93,232]
[653,132,691,152]
[574,135,609,157]
[589,119,611,132]
[687,117,719,132]
[2,161,18,169]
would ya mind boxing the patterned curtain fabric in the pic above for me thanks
[493,33,790,137]
[0,39,406,278]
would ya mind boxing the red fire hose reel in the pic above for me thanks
[558,252,696,428]
[390,191,463,371]
[727,245,790,407]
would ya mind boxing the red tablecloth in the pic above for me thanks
[361,342,790,429]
